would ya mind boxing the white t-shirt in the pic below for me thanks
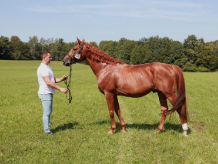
[37,63,55,94]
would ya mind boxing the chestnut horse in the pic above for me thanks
[63,38,188,136]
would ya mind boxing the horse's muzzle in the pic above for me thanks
[62,59,71,66]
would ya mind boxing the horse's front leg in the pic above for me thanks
[105,92,116,134]
[114,95,126,132]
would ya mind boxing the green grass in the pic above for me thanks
[0,60,218,163]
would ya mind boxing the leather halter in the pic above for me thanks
[67,43,84,64]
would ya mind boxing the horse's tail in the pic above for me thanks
[165,66,188,122]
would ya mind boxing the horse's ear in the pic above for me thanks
[82,38,85,43]
[77,38,81,44]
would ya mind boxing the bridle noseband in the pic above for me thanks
[67,43,84,64]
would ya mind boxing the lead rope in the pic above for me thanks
[64,64,72,103]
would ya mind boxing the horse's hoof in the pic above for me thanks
[107,131,113,135]
[183,130,188,137]
[121,130,126,133]
[156,130,161,134]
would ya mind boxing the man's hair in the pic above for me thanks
[41,51,50,59]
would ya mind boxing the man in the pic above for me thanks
[37,51,68,135]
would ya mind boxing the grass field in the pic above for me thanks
[0,60,218,163]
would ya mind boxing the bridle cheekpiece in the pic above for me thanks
[67,43,84,64]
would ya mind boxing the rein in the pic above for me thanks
[64,43,84,103]
[64,64,72,103]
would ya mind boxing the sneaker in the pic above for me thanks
[46,132,54,135]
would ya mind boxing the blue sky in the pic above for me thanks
[1,0,218,44]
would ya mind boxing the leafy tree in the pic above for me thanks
[117,45,125,61]
[130,45,141,64]
[161,41,171,63]
[0,36,11,60]
[57,38,66,60]
[49,38,60,61]
[183,35,205,64]
[143,45,154,63]
[206,40,218,50]
[99,41,108,50]
[123,41,135,63]
[20,43,30,60]
[196,46,216,71]
[183,35,198,50]
[40,37,46,52]
[214,48,218,71]
[10,36,23,60]
[1,34,218,71]
[118,38,128,47]
[183,62,198,72]
[89,41,98,48]
[138,37,149,45]
[214,47,218,57]
[119,40,136,64]
[131,44,152,64]
[28,36,40,60]
[169,41,184,65]
[61,43,71,54]
[148,36,171,62]
[102,41,118,58]
[60,42,75,60]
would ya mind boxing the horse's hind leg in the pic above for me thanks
[167,94,188,136]
[176,107,188,136]
[168,94,188,136]
[157,91,168,132]
[114,95,126,132]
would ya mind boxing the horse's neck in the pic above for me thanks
[84,44,122,76]
[86,57,106,77]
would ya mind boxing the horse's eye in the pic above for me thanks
[73,49,77,51]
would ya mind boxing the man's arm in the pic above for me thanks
[54,75,68,83]
[43,76,68,93]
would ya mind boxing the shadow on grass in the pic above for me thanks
[118,122,192,135]
[52,122,78,133]
[92,120,191,134]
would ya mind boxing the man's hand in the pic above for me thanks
[62,75,68,81]
[59,88,68,94]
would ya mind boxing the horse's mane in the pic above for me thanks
[85,43,126,65]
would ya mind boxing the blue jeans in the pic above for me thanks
[38,94,53,133]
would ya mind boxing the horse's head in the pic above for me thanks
[63,38,85,66]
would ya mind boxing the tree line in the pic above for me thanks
[0,35,218,72]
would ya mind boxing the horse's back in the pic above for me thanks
[97,62,181,97]
[111,63,156,97]
[126,62,180,95]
